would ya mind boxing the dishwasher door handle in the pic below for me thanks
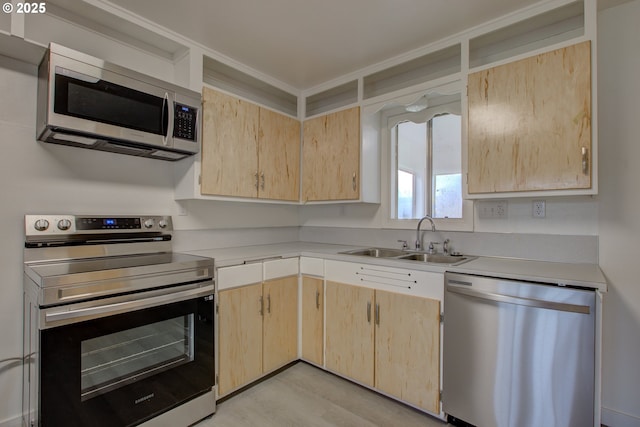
[446,285,591,314]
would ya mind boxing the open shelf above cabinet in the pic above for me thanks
[469,1,584,69]
[363,44,461,100]
[203,56,298,117]
[305,80,358,118]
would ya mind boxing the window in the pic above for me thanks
[393,113,462,219]
[384,90,472,231]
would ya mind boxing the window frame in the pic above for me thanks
[381,92,473,232]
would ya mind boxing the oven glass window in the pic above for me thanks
[80,314,194,401]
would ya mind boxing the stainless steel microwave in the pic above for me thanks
[36,43,201,161]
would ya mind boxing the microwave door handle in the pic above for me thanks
[162,92,172,146]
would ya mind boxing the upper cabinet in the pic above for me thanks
[200,87,300,201]
[467,41,592,195]
[302,107,361,202]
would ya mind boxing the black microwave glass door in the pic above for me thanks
[54,73,168,137]
[40,295,214,427]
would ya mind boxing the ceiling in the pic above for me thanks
[107,0,552,89]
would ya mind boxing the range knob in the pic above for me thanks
[158,219,168,229]
[34,219,50,231]
[57,219,72,231]
[143,219,155,229]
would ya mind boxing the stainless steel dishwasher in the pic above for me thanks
[443,272,596,427]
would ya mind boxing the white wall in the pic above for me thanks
[0,55,175,426]
[0,54,298,426]
[598,1,640,425]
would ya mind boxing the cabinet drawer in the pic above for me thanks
[263,257,299,280]
[300,257,324,277]
[325,260,443,300]
[218,263,263,290]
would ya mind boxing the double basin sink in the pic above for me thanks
[339,247,474,266]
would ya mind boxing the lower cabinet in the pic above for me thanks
[325,281,375,387]
[374,290,440,413]
[218,258,442,416]
[301,276,324,366]
[218,275,298,397]
[263,276,298,372]
[218,282,263,396]
[324,261,442,415]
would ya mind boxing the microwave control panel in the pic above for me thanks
[173,103,198,141]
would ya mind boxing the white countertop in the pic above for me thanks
[184,242,607,291]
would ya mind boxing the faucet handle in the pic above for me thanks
[427,241,440,254]
[397,239,408,250]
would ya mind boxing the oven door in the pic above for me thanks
[38,283,214,427]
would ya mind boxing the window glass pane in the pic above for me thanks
[397,170,414,219]
[431,114,462,218]
[396,121,427,218]
[434,173,462,218]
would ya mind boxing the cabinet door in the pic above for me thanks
[302,107,360,201]
[374,290,441,413]
[467,41,591,193]
[325,281,374,387]
[301,276,323,366]
[263,276,298,373]
[201,87,259,197]
[218,283,263,396]
[258,108,301,201]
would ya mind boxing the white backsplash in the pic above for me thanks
[173,226,598,264]
[299,227,598,264]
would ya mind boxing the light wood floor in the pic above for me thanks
[195,362,448,427]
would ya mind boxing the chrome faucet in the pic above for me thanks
[415,215,436,250]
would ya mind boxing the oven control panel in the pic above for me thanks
[25,215,173,236]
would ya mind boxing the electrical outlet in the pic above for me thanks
[478,200,508,219]
[533,200,546,218]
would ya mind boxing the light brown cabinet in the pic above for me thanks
[325,281,440,413]
[218,276,298,397]
[374,290,440,413]
[302,107,361,201]
[201,87,300,200]
[325,281,375,387]
[467,41,592,194]
[301,276,324,366]
[262,276,299,372]
[217,282,263,396]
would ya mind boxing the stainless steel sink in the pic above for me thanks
[339,247,474,266]
[339,248,407,258]
[397,253,472,265]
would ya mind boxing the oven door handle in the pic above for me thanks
[44,286,213,326]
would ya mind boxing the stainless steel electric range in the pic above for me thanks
[22,214,215,427]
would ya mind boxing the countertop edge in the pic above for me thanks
[182,242,607,291]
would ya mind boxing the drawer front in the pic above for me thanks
[300,257,324,277]
[263,257,299,281]
[325,260,443,300]
[218,263,263,290]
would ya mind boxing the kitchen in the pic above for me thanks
[0,0,638,426]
